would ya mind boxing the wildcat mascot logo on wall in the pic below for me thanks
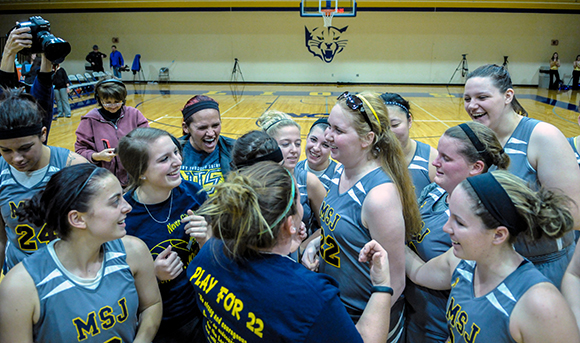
[305,25,348,63]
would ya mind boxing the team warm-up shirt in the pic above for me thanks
[180,142,227,195]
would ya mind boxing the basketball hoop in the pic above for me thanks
[321,9,336,27]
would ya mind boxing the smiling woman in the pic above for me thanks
[74,78,149,188]
[258,110,326,238]
[406,171,579,343]
[463,64,580,288]
[0,164,162,343]
[0,88,87,273]
[118,127,210,343]
[179,95,236,193]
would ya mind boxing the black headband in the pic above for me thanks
[235,147,284,169]
[466,173,527,236]
[262,118,295,133]
[459,123,494,168]
[309,118,329,132]
[0,124,43,139]
[182,101,220,121]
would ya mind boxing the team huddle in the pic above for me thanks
[1,24,580,343]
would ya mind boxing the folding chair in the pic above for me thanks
[67,74,82,98]
[85,72,97,82]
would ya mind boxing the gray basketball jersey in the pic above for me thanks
[406,183,451,343]
[567,137,580,167]
[295,159,340,191]
[497,117,574,258]
[24,239,139,343]
[0,146,70,271]
[294,166,317,234]
[447,259,549,343]
[318,166,392,318]
[409,140,433,199]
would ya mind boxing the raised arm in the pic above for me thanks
[0,263,38,343]
[32,54,55,140]
[362,183,405,302]
[123,235,162,343]
[1,27,31,75]
[405,246,458,290]
[356,240,392,343]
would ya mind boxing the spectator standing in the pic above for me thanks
[110,45,124,78]
[573,55,580,91]
[85,45,107,72]
[52,63,70,118]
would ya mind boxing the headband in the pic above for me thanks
[466,173,527,236]
[236,147,284,169]
[260,168,296,235]
[182,101,220,121]
[310,117,329,132]
[384,101,410,116]
[458,123,494,167]
[0,124,43,139]
[262,118,296,133]
[357,94,382,129]
[63,167,102,213]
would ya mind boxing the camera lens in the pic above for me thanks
[41,34,71,62]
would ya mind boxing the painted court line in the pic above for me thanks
[411,101,451,128]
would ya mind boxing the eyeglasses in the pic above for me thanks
[337,91,373,130]
[102,102,123,108]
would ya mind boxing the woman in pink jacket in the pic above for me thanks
[75,79,149,187]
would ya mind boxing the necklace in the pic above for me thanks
[138,189,174,224]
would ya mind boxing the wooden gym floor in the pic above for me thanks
[49,83,580,153]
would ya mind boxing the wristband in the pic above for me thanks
[371,286,393,295]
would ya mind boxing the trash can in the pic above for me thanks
[538,66,550,89]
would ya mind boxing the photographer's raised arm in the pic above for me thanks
[1,27,32,87]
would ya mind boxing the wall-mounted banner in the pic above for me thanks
[305,26,348,63]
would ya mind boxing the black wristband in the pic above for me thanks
[371,286,393,295]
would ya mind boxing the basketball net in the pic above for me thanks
[321,9,336,27]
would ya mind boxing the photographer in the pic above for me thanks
[1,25,54,140]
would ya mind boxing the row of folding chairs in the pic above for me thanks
[68,71,114,99]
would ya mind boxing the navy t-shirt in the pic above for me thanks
[124,180,207,325]
[187,238,364,343]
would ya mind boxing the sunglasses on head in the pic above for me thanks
[337,91,373,130]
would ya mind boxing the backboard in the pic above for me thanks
[300,0,357,17]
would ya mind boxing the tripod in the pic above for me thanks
[448,54,469,85]
[230,58,245,83]
[503,56,509,71]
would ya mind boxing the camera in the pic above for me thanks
[11,16,71,62]
[119,65,130,72]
